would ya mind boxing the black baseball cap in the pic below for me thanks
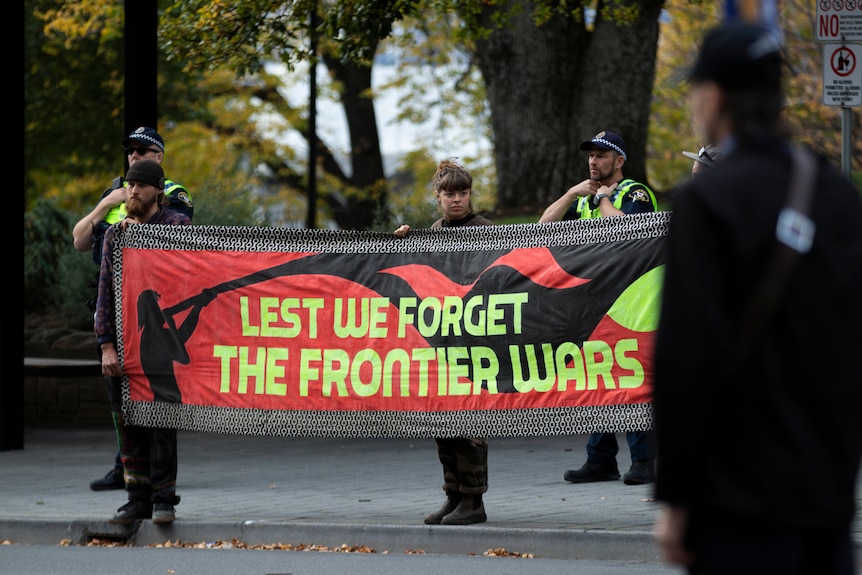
[579,131,627,160]
[688,22,783,91]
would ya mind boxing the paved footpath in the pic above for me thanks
[1,428,859,563]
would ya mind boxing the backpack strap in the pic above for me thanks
[730,146,818,372]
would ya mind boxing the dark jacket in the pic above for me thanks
[653,136,862,532]
[431,213,493,228]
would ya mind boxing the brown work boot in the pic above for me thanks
[440,494,487,525]
[424,491,461,525]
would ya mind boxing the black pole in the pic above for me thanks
[306,6,318,229]
[4,305,23,450]
[124,0,159,169]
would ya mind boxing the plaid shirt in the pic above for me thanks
[94,206,190,345]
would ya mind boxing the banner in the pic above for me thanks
[112,211,669,438]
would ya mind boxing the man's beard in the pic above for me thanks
[591,167,612,183]
[126,194,158,219]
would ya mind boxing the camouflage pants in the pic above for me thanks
[434,437,488,495]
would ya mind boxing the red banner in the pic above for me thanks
[112,213,668,437]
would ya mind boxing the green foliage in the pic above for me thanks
[24,200,94,327]
[381,12,492,156]
[376,149,440,231]
[600,0,645,26]
[369,148,497,231]
[161,0,422,74]
[649,0,862,193]
[25,0,125,184]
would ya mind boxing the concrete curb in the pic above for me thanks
[0,518,661,560]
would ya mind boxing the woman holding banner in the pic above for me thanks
[395,158,492,526]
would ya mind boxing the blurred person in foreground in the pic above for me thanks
[652,22,862,575]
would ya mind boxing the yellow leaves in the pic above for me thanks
[483,547,536,558]
[86,537,132,547]
[599,3,643,27]
[78,536,536,558]
[146,538,378,552]
[0,533,538,571]
[648,0,722,190]
[38,0,123,48]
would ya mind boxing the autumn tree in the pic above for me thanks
[648,0,860,189]
[160,0,413,229]
[159,0,669,213]
[465,0,665,209]
[647,0,722,190]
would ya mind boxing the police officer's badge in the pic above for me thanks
[176,191,193,207]
[594,131,605,139]
[631,190,650,203]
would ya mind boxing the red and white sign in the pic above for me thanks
[817,0,862,41]
[823,44,862,106]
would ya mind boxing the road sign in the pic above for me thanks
[816,0,862,42]
[823,44,862,106]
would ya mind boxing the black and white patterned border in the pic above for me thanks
[114,212,670,437]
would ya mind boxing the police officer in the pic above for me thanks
[540,130,658,486]
[71,126,193,492]
[539,130,656,222]
[72,126,192,263]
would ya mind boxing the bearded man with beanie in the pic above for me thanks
[94,159,191,524]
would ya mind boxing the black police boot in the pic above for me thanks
[89,467,125,491]
[563,462,621,483]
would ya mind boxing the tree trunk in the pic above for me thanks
[474,0,664,211]
[323,54,390,230]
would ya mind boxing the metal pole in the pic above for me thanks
[306,6,318,230]
[124,0,158,172]
[841,106,852,180]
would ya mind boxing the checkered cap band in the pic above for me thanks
[123,127,165,152]
[129,133,164,151]
[592,138,626,160]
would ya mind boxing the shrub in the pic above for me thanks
[24,199,94,328]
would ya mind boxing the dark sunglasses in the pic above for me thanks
[125,146,160,156]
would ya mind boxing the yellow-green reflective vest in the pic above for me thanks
[575,178,657,219]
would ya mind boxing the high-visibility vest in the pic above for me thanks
[575,178,657,219]
[104,179,192,224]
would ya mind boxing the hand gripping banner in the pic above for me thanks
[111,211,669,438]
